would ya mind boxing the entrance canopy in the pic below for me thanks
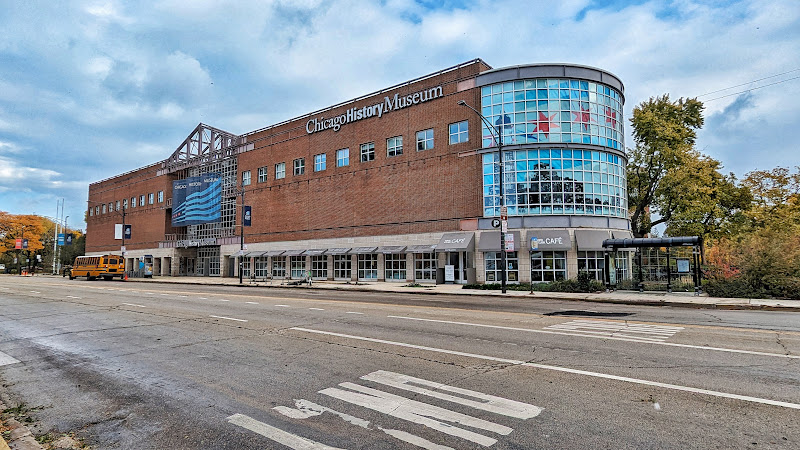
[603,236,701,250]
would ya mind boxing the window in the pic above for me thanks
[311,255,327,279]
[416,129,434,151]
[336,148,349,167]
[387,136,403,157]
[140,195,145,207]
[257,166,268,183]
[449,120,469,144]
[108,202,113,212]
[414,252,437,282]
[242,170,251,186]
[360,142,375,162]
[157,191,163,203]
[290,255,306,278]
[241,258,251,278]
[89,208,93,217]
[148,193,154,205]
[254,257,269,278]
[384,253,406,281]
[314,153,326,172]
[293,158,305,176]
[272,258,286,278]
[275,162,286,179]
[578,251,605,281]
[131,197,136,208]
[95,206,99,215]
[530,251,567,282]
[358,254,378,280]
[333,255,351,280]
[485,252,520,283]
[116,200,120,211]
[123,199,128,209]
[102,204,107,214]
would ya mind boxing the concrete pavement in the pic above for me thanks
[112,275,800,312]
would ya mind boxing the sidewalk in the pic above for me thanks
[118,276,800,312]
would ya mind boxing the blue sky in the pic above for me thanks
[1,0,798,231]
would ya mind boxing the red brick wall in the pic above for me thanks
[86,60,492,251]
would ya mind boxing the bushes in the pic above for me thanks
[463,273,604,293]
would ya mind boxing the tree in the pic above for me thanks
[740,166,800,230]
[627,95,704,237]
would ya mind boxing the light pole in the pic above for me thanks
[458,100,507,293]
[239,180,246,285]
[52,199,63,274]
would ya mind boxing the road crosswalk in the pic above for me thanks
[228,370,542,448]
[543,319,684,342]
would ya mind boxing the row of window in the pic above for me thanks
[239,122,469,185]
[241,253,439,282]
[89,191,164,217]
[486,251,630,283]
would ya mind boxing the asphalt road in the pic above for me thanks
[1,276,799,449]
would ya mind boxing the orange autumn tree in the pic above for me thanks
[0,212,49,262]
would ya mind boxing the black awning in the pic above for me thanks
[603,236,701,249]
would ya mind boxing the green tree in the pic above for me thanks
[627,95,704,237]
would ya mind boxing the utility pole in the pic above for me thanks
[239,180,245,285]
[52,199,62,274]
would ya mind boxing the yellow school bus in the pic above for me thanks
[70,255,125,281]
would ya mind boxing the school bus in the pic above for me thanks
[70,255,125,281]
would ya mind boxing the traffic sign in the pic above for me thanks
[491,218,501,228]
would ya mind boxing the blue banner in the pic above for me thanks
[171,174,222,227]
[243,206,252,227]
[58,233,65,246]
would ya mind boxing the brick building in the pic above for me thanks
[85,59,632,284]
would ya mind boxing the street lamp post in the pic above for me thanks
[239,181,246,285]
[457,100,507,293]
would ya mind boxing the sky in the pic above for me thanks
[0,0,798,231]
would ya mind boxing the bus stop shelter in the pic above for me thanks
[602,236,703,294]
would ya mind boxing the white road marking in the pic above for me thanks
[275,399,454,450]
[320,382,511,447]
[293,327,800,410]
[0,351,21,367]
[361,370,542,419]
[309,308,325,311]
[388,315,800,359]
[345,311,364,315]
[30,291,40,294]
[227,413,343,449]
[275,305,291,308]
[160,293,170,296]
[545,319,683,342]
[121,303,146,308]
[246,301,259,305]
[209,315,248,322]
[219,299,230,302]
[198,297,207,300]
[66,295,81,299]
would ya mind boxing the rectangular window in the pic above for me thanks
[123,199,128,209]
[314,153,326,172]
[131,197,136,208]
[290,255,306,278]
[241,258,251,278]
[242,170,251,186]
[416,129,434,151]
[254,257,269,278]
[485,251,520,283]
[257,166,268,183]
[89,208,93,217]
[357,253,378,280]
[311,255,327,279]
[333,255,351,280]
[414,252,437,282]
[95,206,99,215]
[577,251,605,281]
[272,258,286,278]
[530,251,567,282]
[336,148,349,167]
[384,253,407,281]
[387,136,403,157]
[102,204,107,214]
[157,191,163,203]
[449,120,469,144]
[116,200,120,211]
[148,193,154,205]
[275,162,286,179]
[360,142,375,162]
[293,158,305,176]
[108,202,113,212]
[140,195,145,206]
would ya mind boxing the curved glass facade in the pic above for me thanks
[480,79,623,149]
[480,75,627,219]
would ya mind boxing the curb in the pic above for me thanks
[0,400,44,450]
